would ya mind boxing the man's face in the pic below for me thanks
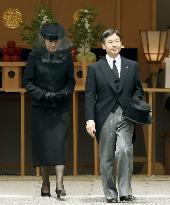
[102,33,122,58]
[44,39,60,53]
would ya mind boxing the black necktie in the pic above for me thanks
[113,60,119,79]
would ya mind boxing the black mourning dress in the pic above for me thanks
[23,48,75,167]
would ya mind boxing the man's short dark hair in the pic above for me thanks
[101,29,121,43]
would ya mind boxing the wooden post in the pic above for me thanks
[20,90,25,176]
[94,137,100,175]
[151,0,156,30]
[116,0,121,31]
[148,92,153,175]
[36,167,40,176]
[82,56,87,85]
[73,91,78,175]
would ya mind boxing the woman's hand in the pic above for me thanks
[55,89,68,99]
[86,120,96,138]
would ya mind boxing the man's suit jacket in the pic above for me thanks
[85,56,144,140]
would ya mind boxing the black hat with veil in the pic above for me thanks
[36,22,72,50]
[41,22,65,41]
[32,22,72,63]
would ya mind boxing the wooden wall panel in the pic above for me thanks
[121,0,152,46]
[0,0,155,81]
[120,0,154,81]
[50,0,116,31]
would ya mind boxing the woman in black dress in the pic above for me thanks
[23,23,75,197]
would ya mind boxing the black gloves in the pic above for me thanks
[45,92,56,102]
[40,91,56,104]
[55,89,68,99]
[40,89,69,104]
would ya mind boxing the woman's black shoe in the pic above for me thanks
[55,187,66,198]
[41,189,51,197]
[41,182,51,197]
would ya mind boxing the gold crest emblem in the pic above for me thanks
[2,8,22,28]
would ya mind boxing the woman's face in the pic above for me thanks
[44,39,60,53]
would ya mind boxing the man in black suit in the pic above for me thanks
[85,29,144,203]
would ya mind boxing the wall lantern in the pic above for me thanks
[140,30,168,87]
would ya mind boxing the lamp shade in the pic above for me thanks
[140,31,168,62]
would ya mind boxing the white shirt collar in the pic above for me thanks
[106,54,121,64]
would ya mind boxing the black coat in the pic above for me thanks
[23,48,75,108]
[85,56,144,140]
[23,48,75,166]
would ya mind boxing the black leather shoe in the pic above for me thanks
[129,195,136,200]
[106,198,118,203]
[55,187,66,198]
[120,195,135,201]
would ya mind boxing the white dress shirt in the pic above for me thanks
[106,54,121,77]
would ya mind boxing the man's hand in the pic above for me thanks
[86,120,96,138]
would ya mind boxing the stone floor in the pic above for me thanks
[0,175,170,204]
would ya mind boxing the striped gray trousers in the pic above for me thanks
[99,106,134,200]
